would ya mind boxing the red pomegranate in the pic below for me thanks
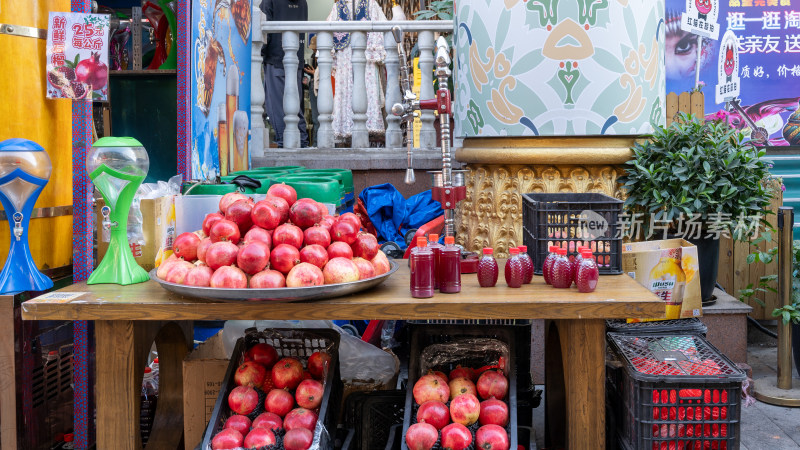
[449,377,477,400]
[185,264,214,287]
[156,254,180,279]
[284,407,318,432]
[351,257,376,280]
[249,269,286,288]
[295,379,324,409]
[289,200,324,229]
[479,398,509,427]
[197,237,213,263]
[243,428,277,448]
[476,424,510,450]
[226,200,254,234]
[337,212,362,230]
[219,192,250,214]
[263,196,290,224]
[251,200,282,230]
[203,212,225,236]
[273,223,304,249]
[283,428,313,450]
[371,250,391,275]
[476,371,508,400]
[330,220,358,245]
[75,52,108,89]
[413,373,450,405]
[416,400,450,430]
[441,423,473,450]
[205,241,239,270]
[352,233,379,260]
[307,351,331,380]
[327,241,354,259]
[210,266,248,288]
[173,232,201,261]
[449,393,480,426]
[227,385,260,416]
[318,215,336,231]
[209,219,241,244]
[269,243,301,275]
[244,343,279,368]
[322,257,360,284]
[299,244,329,269]
[267,184,297,207]
[251,411,283,431]
[303,225,331,248]
[234,361,268,388]
[164,260,194,284]
[222,414,251,436]
[272,358,304,390]
[237,241,270,275]
[211,428,244,450]
[243,226,272,248]
[265,388,295,417]
[450,366,478,382]
[286,263,324,287]
[405,422,439,450]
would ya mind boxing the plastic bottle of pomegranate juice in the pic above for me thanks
[517,245,534,284]
[427,233,444,290]
[477,247,499,287]
[505,247,524,288]
[543,245,558,285]
[571,246,588,286]
[551,248,573,289]
[410,236,434,298]
[439,236,462,293]
[576,250,599,293]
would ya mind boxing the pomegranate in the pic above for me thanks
[416,400,450,430]
[223,414,251,436]
[413,373,450,405]
[263,196,290,223]
[156,254,180,279]
[303,225,331,247]
[203,212,225,236]
[327,241,354,259]
[250,269,286,288]
[405,422,439,450]
[476,371,508,400]
[265,388,295,417]
[449,377,477,400]
[479,398,509,427]
[252,411,283,431]
[234,361,268,388]
[295,379,324,409]
[243,226,272,248]
[251,200,282,230]
[307,351,331,380]
[283,428,313,450]
[211,428,244,450]
[210,266,248,288]
[299,244,329,269]
[318,215,336,231]
[197,237,213,263]
[296,197,328,218]
[228,385,260,416]
[273,223,304,249]
[440,423,473,450]
[337,212,362,230]
[286,263,324,287]
[210,219,241,244]
[267,183,298,207]
[185,264,214,287]
[219,192,250,214]
[450,366,478,382]
[244,343,279,368]
[289,200,324,229]
[237,241,270,275]
[352,233,379,260]
[330,220,358,245]
[371,250,392,275]
[270,243,301,275]
[164,260,194,284]
[352,257,376,280]
[449,393,480,426]
[75,52,108,90]
[205,241,239,270]
[476,424,510,450]
[272,357,304,390]
[322,257,360,284]
[284,407,318,432]
[225,200,254,234]
[430,370,449,384]
[173,232,201,261]
[243,427,277,448]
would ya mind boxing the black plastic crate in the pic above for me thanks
[401,325,519,450]
[342,390,406,450]
[606,318,708,336]
[522,192,623,275]
[202,328,342,450]
[607,333,745,450]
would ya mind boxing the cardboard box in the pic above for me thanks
[183,331,229,450]
[96,195,175,271]
[622,239,702,322]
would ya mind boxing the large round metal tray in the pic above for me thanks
[149,260,399,302]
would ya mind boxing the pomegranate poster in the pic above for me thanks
[191,0,253,180]
[45,12,110,101]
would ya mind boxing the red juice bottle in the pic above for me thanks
[543,245,558,285]
[410,236,434,298]
[505,248,524,288]
[517,245,534,284]
[427,233,444,290]
[477,247,499,287]
[551,248,573,289]
[571,246,588,286]
[439,236,461,293]
[576,250,599,293]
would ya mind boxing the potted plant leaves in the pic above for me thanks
[620,112,775,305]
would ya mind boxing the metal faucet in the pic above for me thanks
[391,26,419,185]
[12,213,23,241]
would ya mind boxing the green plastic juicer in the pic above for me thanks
[87,137,150,285]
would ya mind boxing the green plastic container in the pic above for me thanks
[230,168,290,177]
[276,175,344,205]
[274,176,341,206]
[299,169,353,193]
[183,183,238,195]
[263,165,304,173]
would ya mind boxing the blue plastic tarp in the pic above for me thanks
[358,183,442,250]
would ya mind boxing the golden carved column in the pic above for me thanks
[455,137,632,258]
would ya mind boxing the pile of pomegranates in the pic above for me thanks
[157,184,392,290]
[211,341,333,450]
[406,366,511,450]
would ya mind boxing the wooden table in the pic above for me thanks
[22,263,664,450]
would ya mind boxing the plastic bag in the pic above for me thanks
[419,338,510,377]
[129,175,182,245]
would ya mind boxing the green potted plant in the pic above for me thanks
[620,112,775,304]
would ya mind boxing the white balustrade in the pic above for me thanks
[350,31,369,148]
[250,1,265,158]
[316,32,335,148]
[281,31,301,148]
[383,31,402,149]
[417,30,436,149]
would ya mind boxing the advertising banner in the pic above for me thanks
[45,12,110,101]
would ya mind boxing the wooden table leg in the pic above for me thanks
[545,319,606,449]
[0,295,19,450]
[95,320,192,450]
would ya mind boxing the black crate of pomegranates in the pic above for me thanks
[401,325,518,450]
[202,328,342,450]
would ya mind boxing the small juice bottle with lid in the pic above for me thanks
[576,250,599,293]
[477,247,499,287]
[542,246,558,285]
[571,246,588,286]
[427,233,444,290]
[517,245,534,284]
[410,237,435,298]
[439,236,461,293]
[505,248,524,288]
[551,248,573,289]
